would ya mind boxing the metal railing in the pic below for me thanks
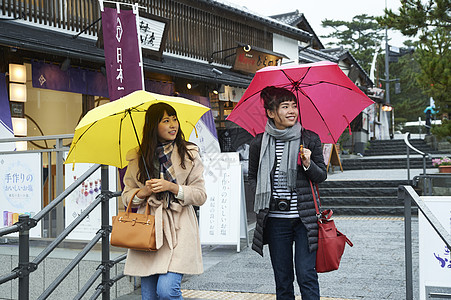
[0,164,125,300]
[399,184,451,300]
[1,134,73,237]
[404,132,431,181]
[0,135,127,299]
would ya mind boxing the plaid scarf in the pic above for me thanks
[155,141,177,203]
[156,141,177,184]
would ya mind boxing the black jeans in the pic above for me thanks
[266,217,319,300]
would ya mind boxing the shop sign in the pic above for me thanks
[367,87,385,101]
[218,85,246,102]
[233,47,283,74]
[138,12,169,59]
[0,153,42,237]
[101,3,144,101]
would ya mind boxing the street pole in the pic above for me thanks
[385,27,393,138]
[385,27,390,105]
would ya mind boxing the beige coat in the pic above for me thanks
[121,144,206,277]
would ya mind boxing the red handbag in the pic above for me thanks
[310,181,353,273]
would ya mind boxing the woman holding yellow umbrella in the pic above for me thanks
[121,103,206,299]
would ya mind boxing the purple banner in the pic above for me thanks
[145,79,174,96]
[31,61,108,97]
[32,61,70,92]
[0,73,13,132]
[102,6,143,101]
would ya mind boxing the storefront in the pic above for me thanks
[0,0,313,153]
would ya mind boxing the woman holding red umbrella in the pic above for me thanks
[248,86,327,300]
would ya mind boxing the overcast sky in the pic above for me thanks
[222,0,409,47]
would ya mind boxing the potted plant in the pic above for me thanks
[432,156,451,173]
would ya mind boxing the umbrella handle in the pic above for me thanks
[343,115,352,136]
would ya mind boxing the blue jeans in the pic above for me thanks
[141,272,183,300]
[266,218,319,300]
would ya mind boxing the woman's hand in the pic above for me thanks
[135,181,153,199]
[148,178,179,195]
[301,147,311,169]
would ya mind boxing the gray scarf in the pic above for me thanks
[254,120,302,213]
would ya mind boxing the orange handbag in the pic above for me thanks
[111,192,157,251]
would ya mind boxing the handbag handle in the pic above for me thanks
[125,189,150,216]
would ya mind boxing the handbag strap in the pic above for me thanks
[309,180,320,215]
[125,189,150,216]
[309,181,333,221]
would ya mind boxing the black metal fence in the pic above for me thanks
[0,164,125,300]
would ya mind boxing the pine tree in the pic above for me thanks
[377,0,450,115]
[321,14,384,72]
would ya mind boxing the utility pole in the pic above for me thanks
[385,27,390,105]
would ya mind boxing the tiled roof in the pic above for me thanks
[269,10,325,50]
[269,10,304,26]
[302,48,339,62]
[320,47,372,85]
[205,0,312,40]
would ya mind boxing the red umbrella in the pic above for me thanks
[227,61,375,144]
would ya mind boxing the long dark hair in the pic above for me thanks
[137,102,194,184]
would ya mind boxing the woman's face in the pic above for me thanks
[267,100,298,129]
[157,111,179,142]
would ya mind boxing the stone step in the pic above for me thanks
[317,179,417,216]
[341,158,434,170]
[321,196,400,206]
[320,180,410,188]
[363,139,444,157]
[319,187,397,197]
[321,206,417,216]
[0,243,133,299]
[364,150,443,156]
[368,139,424,145]
[365,146,437,153]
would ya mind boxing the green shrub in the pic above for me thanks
[431,119,451,141]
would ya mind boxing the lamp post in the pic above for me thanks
[382,104,394,139]
[385,27,390,105]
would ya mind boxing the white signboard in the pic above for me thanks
[419,196,451,300]
[199,152,247,251]
[64,163,117,241]
[139,17,166,52]
[0,153,42,237]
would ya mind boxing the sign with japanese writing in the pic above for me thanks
[233,46,283,74]
[199,152,247,251]
[101,3,144,101]
[419,196,451,299]
[0,153,42,237]
[64,161,117,241]
[138,12,169,58]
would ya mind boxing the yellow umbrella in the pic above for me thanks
[65,90,210,168]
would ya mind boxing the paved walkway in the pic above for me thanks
[116,167,431,300]
[117,216,419,300]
